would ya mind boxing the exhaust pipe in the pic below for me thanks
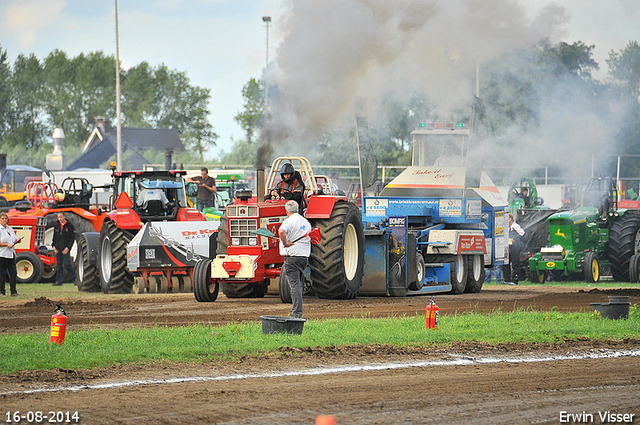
[257,168,265,201]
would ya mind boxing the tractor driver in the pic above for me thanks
[520,187,531,208]
[267,163,305,213]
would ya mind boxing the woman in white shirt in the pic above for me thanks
[0,213,21,296]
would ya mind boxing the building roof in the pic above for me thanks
[67,120,185,171]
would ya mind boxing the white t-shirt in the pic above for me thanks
[0,225,18,259]
[510,222,525,237]
[279,213,312,257]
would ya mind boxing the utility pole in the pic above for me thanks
[115,0,122,171]
[262,16,271,111]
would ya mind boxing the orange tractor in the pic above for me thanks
[77,169,206,293]
[7,178,105,285]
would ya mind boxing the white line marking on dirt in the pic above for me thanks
[3,349,639,396]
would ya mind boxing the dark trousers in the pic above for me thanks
[0,256,17,295]
[284,256,308,318]
[56,251,76,284]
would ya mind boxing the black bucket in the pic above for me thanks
[590,296,630,320]
[260,316,306,335]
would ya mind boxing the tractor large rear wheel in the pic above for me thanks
[193,259,219,302]
[609,213,640,282]
[99,221,134,293]
[76,236,100,292]
[309,202,365,299]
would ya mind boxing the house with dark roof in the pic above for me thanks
[66,118,185,170]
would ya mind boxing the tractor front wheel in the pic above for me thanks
[464,254,485,293]
[99,221,134,294]
[221,281,267,298]
[15,251,44,284]
[193,259,219,302]
[279,264,292,303]
[76,236,100,292]
[584,252,600,283]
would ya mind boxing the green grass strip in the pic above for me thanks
[1,306,639,375]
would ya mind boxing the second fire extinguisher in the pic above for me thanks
[50,304,67,345]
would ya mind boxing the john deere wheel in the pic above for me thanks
[193,259,219,302]
[15,251,43,284]
[609,213,640,282]
[629,254,640,283]
[584,252,600,283]
[76,236,100,292]
[99,221,134,294]
[464,254,485,293]
[529,269,546,284]
[309,202,365,299]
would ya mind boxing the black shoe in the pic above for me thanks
[52,283,63,286]
[10,293,18,297]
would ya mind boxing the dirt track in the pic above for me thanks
[1,285,640,424]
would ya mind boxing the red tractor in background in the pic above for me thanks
[193,157,365,303]
[7,178,106,284]
[77,169,205,294]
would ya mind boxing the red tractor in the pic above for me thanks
[7,178,106,284]
[77,169,206,294]
[193,157,365,302]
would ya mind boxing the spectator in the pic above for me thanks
[0,213,21,296]
[52,211,76,286]
[508,213,525,284]
[186,167,217,212]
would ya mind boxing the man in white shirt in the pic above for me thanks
[508,213,525,284]
[278,200,312,318]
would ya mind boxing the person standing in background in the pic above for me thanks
[52,211,76,286]
[0,213,21,296]
[186,167,217,212]
[508,213,525,284]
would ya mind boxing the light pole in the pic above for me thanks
[262,16,271,111]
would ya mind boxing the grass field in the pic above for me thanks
[1,304,638,375]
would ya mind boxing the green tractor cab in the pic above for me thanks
[528,176,640,283]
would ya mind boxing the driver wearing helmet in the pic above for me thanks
[268,163,305,212]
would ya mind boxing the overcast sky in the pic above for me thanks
[0,0,638,160]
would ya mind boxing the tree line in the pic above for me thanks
[0,47,217,168]
[226,39,640,182]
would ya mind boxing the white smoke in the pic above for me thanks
[266,0,568,141]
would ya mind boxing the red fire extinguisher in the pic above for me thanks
[50,304,67,345]
[425,297,439,330]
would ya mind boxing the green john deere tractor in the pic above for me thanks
[528,176,640,283]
